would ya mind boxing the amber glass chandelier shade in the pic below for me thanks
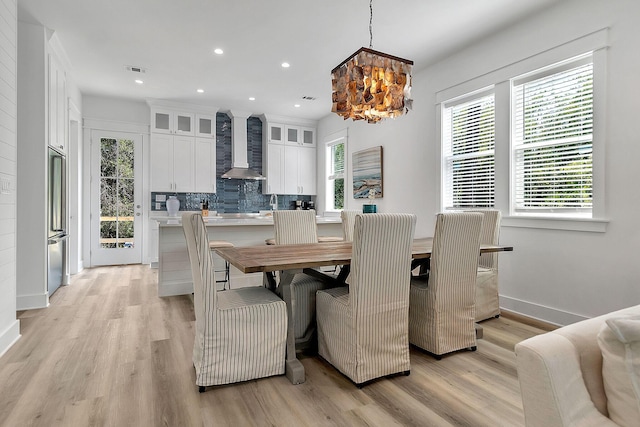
[331,47,413,123]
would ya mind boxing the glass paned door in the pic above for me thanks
[90,131,142,266]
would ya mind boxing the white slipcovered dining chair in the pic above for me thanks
[340,209,360,242]
[409,212,483,359]
[316,213,417,386]
[272,209,330,342]
[182,212,287,391]
[467,209,501,322]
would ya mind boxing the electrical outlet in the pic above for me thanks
[155,202,161,210]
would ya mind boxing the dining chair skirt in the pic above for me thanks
[317,213,417,385]
[408,212,482,357]
[182,213,287,389]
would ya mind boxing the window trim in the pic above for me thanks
[436,28,609,231]
[510,53,594,217]
[324,129,348,213]
[441,86,496,210]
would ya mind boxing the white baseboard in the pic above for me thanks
[500,295,590,326]
[17,293,49,310]
[0,320,21,359]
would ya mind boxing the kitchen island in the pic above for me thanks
[152,212,342,296]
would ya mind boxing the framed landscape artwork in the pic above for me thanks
[352,146,383,199]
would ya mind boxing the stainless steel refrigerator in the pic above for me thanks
[48,147,67,296]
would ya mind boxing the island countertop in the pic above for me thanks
[152,211,342,227]
[152,211,343,296]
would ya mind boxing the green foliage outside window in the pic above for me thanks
[99,138,135,248]
[334,178,344,210]
[330,142,345,210]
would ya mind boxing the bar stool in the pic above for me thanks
[209,240,234,290]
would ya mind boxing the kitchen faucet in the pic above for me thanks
[269,194,278,210]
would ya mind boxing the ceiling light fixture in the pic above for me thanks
[294,104,301,108]
[249,97,256,101]
[214,48,223,55]
[135,79,144,85]
[197,89,204,93]
[330,0,413,123]
[281,62,290,68]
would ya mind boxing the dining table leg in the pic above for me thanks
[271,269,305,385]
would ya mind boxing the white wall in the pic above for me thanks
[0,0,20,356]
[15,21,48,309]
[318,0,640,325]
[317,111,434,238]
[15,20,83,309]
[83,94,149,125]
[57,37,83,277]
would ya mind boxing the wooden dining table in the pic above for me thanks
[215,237,513,385]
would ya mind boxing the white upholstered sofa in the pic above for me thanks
[515,304,640,427]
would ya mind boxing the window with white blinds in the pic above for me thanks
[442,92,495,209]
[328,141,345,181]
[512,54,593,216]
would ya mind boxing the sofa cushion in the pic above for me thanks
[597,314,640,427]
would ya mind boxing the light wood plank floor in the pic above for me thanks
[0,265,553,427]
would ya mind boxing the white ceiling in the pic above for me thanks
[17,0,560,121]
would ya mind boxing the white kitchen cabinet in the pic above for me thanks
[268,123,285,144]
[263,142,285,194]
[48,53,66,152]
[150,134,194,192]
[196,114,215,138]
[194,137,216,193]
[301,127,316,147]
[285,125,300,146]
[152,109,195,136]
[284,145,316,195]
[283,126,315,147]
[263,121,286,194]
[297,145,316,194]
[262,117,317,195]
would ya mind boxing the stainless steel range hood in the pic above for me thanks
[221,110,265,180]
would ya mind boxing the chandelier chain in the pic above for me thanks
[369,0,373,48]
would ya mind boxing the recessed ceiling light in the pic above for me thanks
[294,104,301,108]
[135,79,143,84]
[281,62,290,68]
[249,97,256,101]
[197,89,204,93]
[214,48,223,55]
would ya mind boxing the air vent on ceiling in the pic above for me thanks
[302,96,317,101]
[125,65,147,73]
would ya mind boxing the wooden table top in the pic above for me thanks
[215,237,513,274]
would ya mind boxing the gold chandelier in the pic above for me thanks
[331,0,413,123]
